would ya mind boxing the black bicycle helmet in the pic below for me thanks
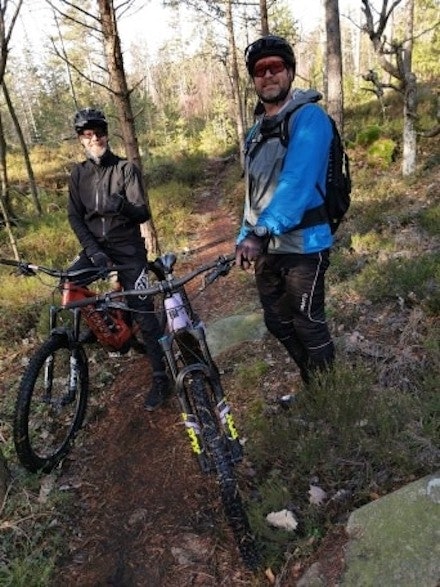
[74,107,108,134]
[245,35,296,76]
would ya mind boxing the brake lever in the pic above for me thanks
[17,263,36,277]
[203,260,234,288]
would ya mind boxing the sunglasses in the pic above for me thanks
[80,129,106,139]
[253,60,286,78]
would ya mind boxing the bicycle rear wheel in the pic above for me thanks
[13,334,89,473]
[190,373,261,570]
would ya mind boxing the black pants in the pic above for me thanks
[255,251,334,382]
[69,246,166,375]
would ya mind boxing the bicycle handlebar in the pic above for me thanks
[0,259,135,280]
[63,253,236,310]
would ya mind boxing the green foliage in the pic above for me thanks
[367,138,397,168]
[418,203,440,236]
[235,360,270,390]
[0,469,68,586]
[149,180,196,252]
[351,251,439,313]
[349,232,395,255]
[356,124,381,146]
[147,152,206,187]
[243,354,439,567]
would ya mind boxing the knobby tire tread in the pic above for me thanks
[13,335,89,473]
[191,374,261,570]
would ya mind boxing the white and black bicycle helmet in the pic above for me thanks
[74,107,108,134]
[245,35,296,76]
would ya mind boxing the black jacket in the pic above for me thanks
[68,150,150,258]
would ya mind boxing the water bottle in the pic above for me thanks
[164,293,191,331]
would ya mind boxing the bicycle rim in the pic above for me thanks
[13,335,89,473]
[190,373,261,570]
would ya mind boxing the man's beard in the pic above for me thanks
[257,85,291,105]
[85,145,107,164]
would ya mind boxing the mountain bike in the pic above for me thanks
[0,257,166,472]
[1,253,261,570]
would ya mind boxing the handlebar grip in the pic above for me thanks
[0,259,36,276]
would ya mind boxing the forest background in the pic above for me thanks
[0,0,439,583]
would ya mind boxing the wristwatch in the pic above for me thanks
[252,225,269,238]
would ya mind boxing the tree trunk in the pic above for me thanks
[402,0,417,175]
[2,82,42,216]
[225,0,246,168]
[361,0,419,176]
[325,0,344,133]
[97,0,160,256]
[402,72,417,175]
[259,0,269,35]
[0,109,20,258]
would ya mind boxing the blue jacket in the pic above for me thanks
[237,89,333,254]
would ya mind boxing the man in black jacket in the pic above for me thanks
[68,107,169,411]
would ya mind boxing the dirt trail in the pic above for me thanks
[52,159,261,586]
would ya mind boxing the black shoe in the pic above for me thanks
[144,375,171,412]
[277,394,297,410]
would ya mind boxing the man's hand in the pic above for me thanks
[235,234,267,270]
[90,251,112,268]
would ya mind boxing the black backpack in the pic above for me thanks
[245,105,352,234]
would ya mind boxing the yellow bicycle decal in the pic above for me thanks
[182,413,202,455]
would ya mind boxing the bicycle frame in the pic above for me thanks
[57,280,133,352]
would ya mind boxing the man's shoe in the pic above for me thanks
[277,394,297,410]
[144,375,171,412]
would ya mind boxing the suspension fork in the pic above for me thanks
[177,363,215,474]
[180,327,243,462]
[44,306,82,405]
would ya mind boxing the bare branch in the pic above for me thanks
[3,0,24,48]
[49,37,114,94]
[418,125,440,138]
[45,0,101,34]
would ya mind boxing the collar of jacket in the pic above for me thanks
[258,88,323,134]
[87,148,119,167]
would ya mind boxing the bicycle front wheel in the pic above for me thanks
[191,373,261,570]
[13,334,89,473]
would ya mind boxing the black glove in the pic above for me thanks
[90,251,112,268]
[105,192,126,215]
[235,234,267,270]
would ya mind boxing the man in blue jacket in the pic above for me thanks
[235,36,335,384]
[68,107,170,410]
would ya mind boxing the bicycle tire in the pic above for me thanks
[13,334,89,473]
[190,373,261,570]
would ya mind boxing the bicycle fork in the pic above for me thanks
[42,306,81,408]
[159,331,243,473]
